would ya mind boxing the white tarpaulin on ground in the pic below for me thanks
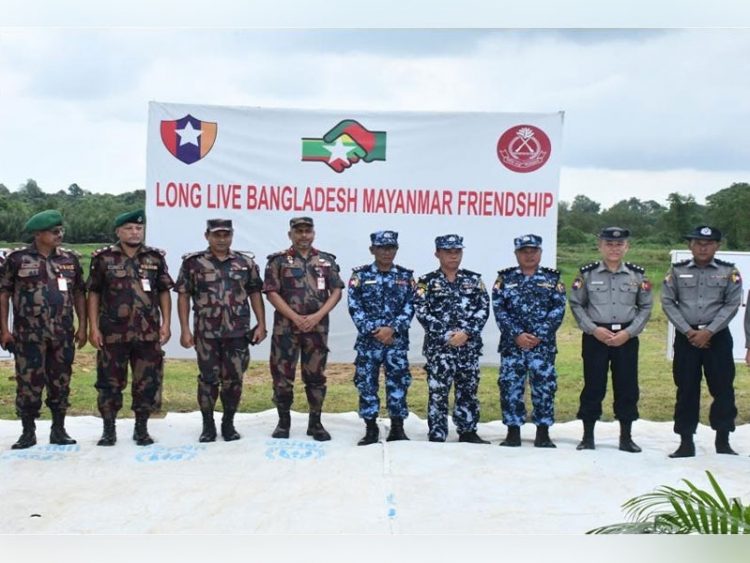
[1,413,748,534]
[145,103,563,362]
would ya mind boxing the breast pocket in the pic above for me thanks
[587,284,610,304]
[618,282,639,305]
[282,268,304,289]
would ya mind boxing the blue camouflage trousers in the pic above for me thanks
[353,346,412,420]
[424,347,480,441]
[499,347,557,427]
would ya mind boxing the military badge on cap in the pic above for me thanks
[289,216,314,228]
[370,230,399,247]
[24,209,64,233]
[435,234,464,249]
[514,233,542,250]
[207,218,233,232]
[685,225,722,241]
[114,209,145,228]
[598,226,630,240]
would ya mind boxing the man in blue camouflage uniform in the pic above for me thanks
[263,217,344,441]
[492,234,566,448]
[0,210,87,449]
[415,234,490,444]
[87,209,174,446]
[662,226,743,457]
[175,219,267,443]
[569,227,652,453]
[347,230,415,445]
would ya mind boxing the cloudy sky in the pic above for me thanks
[1,4,750,207]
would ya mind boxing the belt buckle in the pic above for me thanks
[611,323,622,331]
[697,324,707,329]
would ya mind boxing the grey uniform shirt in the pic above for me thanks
[745,290,750,349]
[569,261,653,337]
[661,258,742,335]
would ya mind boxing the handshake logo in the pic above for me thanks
[302,119,387,173]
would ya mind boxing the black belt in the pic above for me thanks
[690,324,709,330]
[595,322,631,332]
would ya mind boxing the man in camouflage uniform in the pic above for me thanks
[0,210,87,449]
[263,217,344,441]
[347,230,415,445]
[569,226,652,453]
[415,234,490,444]
[492,234,566,448]
[662,225,743,458]
[87,209,173,446]
[175,219,267,442]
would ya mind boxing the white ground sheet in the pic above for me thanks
[1,412,748,534]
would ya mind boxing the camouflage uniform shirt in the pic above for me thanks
[0,243,85,343]
[174,249,262,339]
[87,242,174,343]
[263,247,344,334]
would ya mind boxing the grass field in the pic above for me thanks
[1,242,748,425]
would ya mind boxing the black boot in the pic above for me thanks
[715,430,738,455]
[49,409,76,445]
[500,425,521,447]
[307,412,331,441]
[458,430,490,444]
[221,410,240,441]
[576,420,595,450]
[272,408,291,439]
[12,415,37,450]
[199,410,217,443]
[618,420,641,453]
[386,417,409,442]
[669,434,695,458]
[534,424,556,448]
[358,418,380,446]
[97,416,117,446]
[133,413,154,446]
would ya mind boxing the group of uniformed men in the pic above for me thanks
[0,210,747,459]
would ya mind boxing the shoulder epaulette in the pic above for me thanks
[143,245,166,256]
[460,269,482,278]
[419,270,441,283]
[394,264,414,274]
[579,262,599,274]
[181,250,204,261]
[5,246,27,257]
[715,258,736,267]
[352,264,370,273]
[59,247,82,258]
[235,250,256,260]
[318,251,337,261]
[624,262,645,274]
[672,259,691,267]
[91,245,113,257]
[540,266,561,277]
[497,266,516,276]
[266,250,287,260]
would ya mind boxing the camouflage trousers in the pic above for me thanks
[499,348,557,427]
[353,346,412,420]
[195,335,250,412]
[95,340,164,416]
[13,338,75,417]
[270,331,328,412]
[424,347,481,441]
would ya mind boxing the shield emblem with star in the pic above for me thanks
[160,114,217,165]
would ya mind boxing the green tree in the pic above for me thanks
[706,182,750,249]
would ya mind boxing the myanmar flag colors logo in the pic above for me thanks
[302,119,386,173]
[160,114,217,165]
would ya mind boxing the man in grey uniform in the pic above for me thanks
[569,227,653,453]
[662,225,742,458]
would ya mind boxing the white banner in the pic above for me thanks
[146,102,564,363]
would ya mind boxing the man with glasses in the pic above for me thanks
[87,209,173,446]
[347,230,415,445]
[569,227,653,453]
[0,210,87,449]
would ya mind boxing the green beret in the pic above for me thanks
[24,210,63,233]
[114,209,145,229]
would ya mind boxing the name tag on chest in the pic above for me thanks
[141,278,152,292]
[57,277,68,291]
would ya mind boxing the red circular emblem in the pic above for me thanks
[497,125,552,173]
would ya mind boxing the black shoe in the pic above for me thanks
[307,412,331,441]
[199,411,217,443]
[49,410,76,445]
[458,431,490,444]
[715,430,738,455]
[619,437,642,453]
[428,435,445,443]
[576,421,595,450]
[357,418,379,446]
[500,425,521,447]
[386,417,409,442]
[12,416,37,450]
[534,425,556,448]
[97,417,117,446]
[133,413,154,446]
[221,411,240,441]
[669,436,695,458]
